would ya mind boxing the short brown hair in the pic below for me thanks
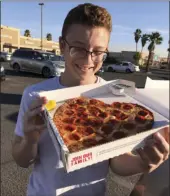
[61,3,112,38]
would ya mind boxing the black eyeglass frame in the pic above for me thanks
[62,37,108,63]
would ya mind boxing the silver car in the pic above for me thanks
[0,52,11,62]
[0,65,6,81]
[10,49,65,78]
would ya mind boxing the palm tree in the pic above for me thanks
[46,33,52,41]
[24,29,31,37]
[134,29,142,52]
[146,32,163,72]
[167,47,170,69]
[141,34,149,53]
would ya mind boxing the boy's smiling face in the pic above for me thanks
[59,24,110,82]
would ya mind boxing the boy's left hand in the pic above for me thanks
[137,126,169,173]
[110,127,169,176]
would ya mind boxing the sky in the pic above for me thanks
[1,1,169,57]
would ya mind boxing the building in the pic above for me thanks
[0,25,60,54]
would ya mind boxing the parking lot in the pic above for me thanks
[0,62,169,196]
[1,63,45,196]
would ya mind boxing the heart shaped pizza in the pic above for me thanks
[53,96,154,153]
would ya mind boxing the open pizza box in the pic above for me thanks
[40,79,169,173]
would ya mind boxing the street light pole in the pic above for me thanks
[39,3,44,51]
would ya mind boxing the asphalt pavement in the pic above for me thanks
[1,62,44,196]
[0,62,169,196]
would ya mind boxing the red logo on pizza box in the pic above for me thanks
[71,152,93,166]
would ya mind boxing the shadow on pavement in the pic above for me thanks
[5,112,19,123]
[0,93,22,105]
[5,69,43,78]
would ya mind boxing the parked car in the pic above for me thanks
[106,61,139,73]
[0,52,11,62]
[10,49,65,78]
[96,67,104,76]
[0,65,6,81]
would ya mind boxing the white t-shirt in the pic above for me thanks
[15,76,109,196]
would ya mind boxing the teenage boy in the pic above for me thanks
[12,3,169,196]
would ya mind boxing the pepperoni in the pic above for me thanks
[123,104,133,110]
[77,110,88,118]
[101,124,113,134]
[119,113,128,120]
[65,110,75,115]
[123,123,135,130]
[89,106,101,112]
[86,126,94,135]
[77,107,86,112]
[91,110,99,116]
[113,131,127,139]
[107,119,119,126]
[112,102,121,108]
[83,138,97,147]
[138,110,148,117]
[111,109,121,117]
[97,100,105,106]
[89,99,98,105]
[62,118,75,124]
[75,118,86,125]
[77,126,94,136]
[76,99,86,105]
[75,118,81,124]
[69,103,78,109]
[98,111,108,118]
[69,133,80,141]
[105,103,111,108]
[88,106,101,116]
[86,118,103,127]
[64,125,75,132]
[135,115,146,123]
[79,113,88,118]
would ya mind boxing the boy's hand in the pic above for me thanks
[110,127,169,176]
[137,126,169,173]
[23,96,48,144]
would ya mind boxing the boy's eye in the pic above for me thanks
[93,51,104,56]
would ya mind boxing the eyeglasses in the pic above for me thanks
[62,38,108,63]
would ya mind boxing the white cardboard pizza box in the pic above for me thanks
[40,79,169,173]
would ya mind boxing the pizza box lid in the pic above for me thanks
[41,79,169,172]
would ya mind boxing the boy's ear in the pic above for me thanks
[59,36,65,55]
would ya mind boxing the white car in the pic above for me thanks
[53,61,65,76]
[106,61,139,73]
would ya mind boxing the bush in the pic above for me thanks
[133,52,141,63]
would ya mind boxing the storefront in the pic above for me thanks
[1,25,20,53]
[0,25,60,54]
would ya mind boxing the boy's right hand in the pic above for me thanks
[23,96,48,144]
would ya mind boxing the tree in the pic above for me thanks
[134,29,142,52]
[46,33,52,41]
[167,47,170,69]
[146,32,163,72]
[24,29,31,37]
[141,34,149,53]
[133,52,141,65]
